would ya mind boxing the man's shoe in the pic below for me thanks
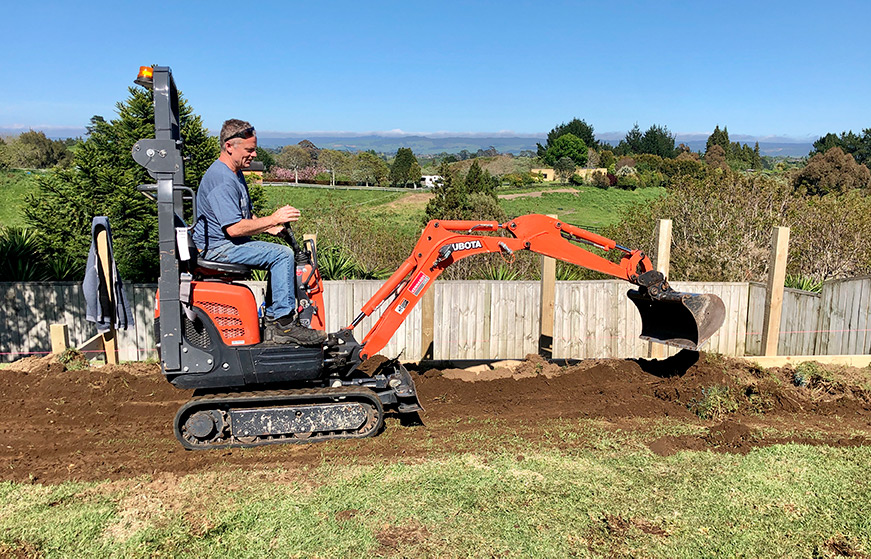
[267,319,327,346]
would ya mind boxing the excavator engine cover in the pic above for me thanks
[627,288,726,351]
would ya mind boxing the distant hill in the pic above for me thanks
[256,134,545,156]
[258,133,813,158]
[4,127,814,158]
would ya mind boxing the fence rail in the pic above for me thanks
[2,276,870,363]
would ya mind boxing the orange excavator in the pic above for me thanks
[133,66,725,449]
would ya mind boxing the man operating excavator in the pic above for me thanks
[191,119,326,346]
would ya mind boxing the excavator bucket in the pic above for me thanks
[627,288,726,351]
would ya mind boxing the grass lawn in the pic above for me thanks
[498,186,666,231]
[260,183,666,237]
[0,170,41,228]
[1,418,868,558]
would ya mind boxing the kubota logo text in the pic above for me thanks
[450,240,483,251]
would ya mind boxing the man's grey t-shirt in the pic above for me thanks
[192,160,252,254]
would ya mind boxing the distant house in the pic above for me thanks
[421,175,443,188]
[242,161,265,184]
[531,167,608,182]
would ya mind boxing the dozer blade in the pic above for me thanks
[627,288,726,351]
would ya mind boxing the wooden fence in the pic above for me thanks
[2,276,870,363]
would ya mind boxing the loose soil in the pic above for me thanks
[2,352,870,484]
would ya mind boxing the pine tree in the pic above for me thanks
[706,125,730,154]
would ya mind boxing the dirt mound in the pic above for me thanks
[2,352,870,484]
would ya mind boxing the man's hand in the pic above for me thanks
[272,205,301,225]
[266,205,300,235]
[225,205,303,237]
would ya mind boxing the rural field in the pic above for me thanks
[1,169,665,235]
[1,351,870,557]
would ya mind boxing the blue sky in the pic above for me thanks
[2,1,869,141]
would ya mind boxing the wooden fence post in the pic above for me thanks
[50,324,70,355]
[761,226,790,356]
[421,288,435,361]
[539,215,558,358]
[648,219,673,359]
[96,228,118,365]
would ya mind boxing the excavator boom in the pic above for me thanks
[348,214,725,359]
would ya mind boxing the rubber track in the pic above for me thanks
[174,386,384,450]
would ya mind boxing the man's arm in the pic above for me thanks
[225,205,301,237]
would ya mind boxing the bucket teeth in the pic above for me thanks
[627,289,726,351]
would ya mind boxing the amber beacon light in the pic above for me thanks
[134,66,154,88]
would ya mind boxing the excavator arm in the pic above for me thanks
[345,214,725,359]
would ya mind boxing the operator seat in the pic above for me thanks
[176,223,252,281]
[191,254,251,281]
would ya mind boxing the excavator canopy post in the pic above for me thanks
[627,288,726,351]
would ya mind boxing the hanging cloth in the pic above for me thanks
[83,217,135,333]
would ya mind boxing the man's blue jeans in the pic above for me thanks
[204,241,295,319]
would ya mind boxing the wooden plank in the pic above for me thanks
[829,279,848,355]
[539,254,556,357]
[745,283,765,356]
[648,219,673,359]
[813,282,832,355]
[856,278,871,355]
[0,284,15,362]
[31,281,50,359]
[14,282,35,360]
[761,226,790,355]
[845,279,868,355]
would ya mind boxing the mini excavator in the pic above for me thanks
[132,66,726,450]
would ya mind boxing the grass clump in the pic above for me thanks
[57,348,89,371]
[689,385,740,420]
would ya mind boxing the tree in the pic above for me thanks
[389,147,422,187]
[24,86,219,282]
[353,151,389,186]
[424,161,505,223]
[704,144,729,171]
[615,123,643,155]
[253,146,275,171]
[553,157,576,183]
[318,149,350,186]
[639,124,676,158]
[792,147,871,196]
[544,133,588,166]
[537,118,597,157]
[275,144,311,184]
[3,130,74,169]
[706,125,730,154]
[464,160,498,195]
[291,139,317,161]
[811,129,871,166]
[476,146,498,158]
[0,138,8,170]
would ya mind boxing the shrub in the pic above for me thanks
[634,154,663,172]
[661,157,708,182]
[605,172,871,283]
[591,170,610,189]
[791,147,871,196]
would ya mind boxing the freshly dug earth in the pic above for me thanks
[2,352,870,484]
